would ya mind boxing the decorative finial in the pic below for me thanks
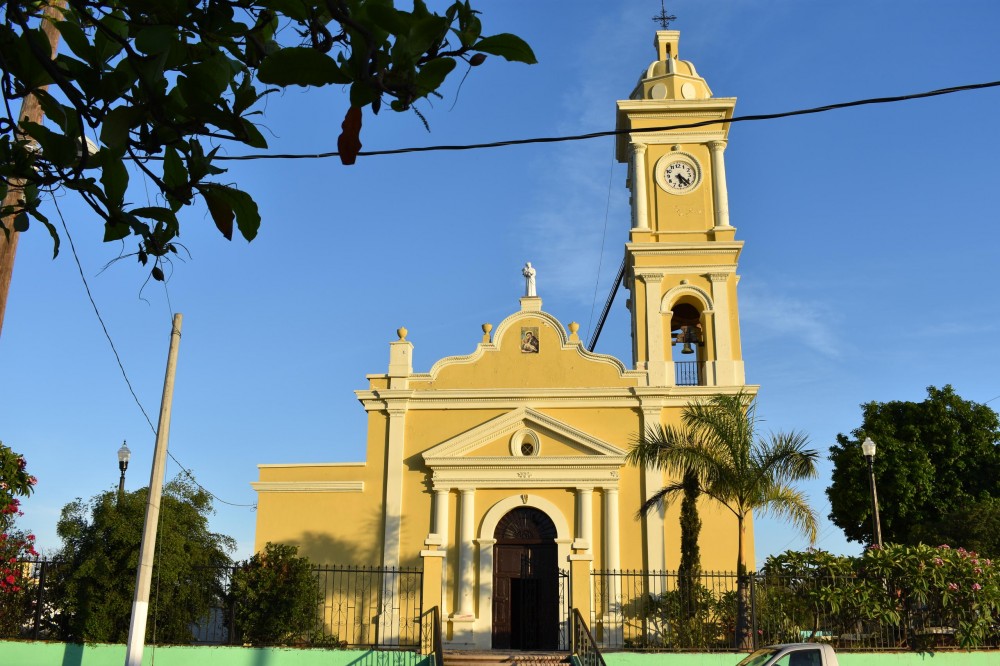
[652,1,677,29]
[522,262,537,297]
[396,327,408,340]
[481,323,493,343]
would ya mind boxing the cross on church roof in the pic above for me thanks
[652,1,677,29]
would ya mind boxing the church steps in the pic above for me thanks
[442,650,571,666]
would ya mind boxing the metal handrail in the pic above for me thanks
[570,608,607,666]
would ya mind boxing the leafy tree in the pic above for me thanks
[50,477,235,643]
[911,498,1000,558]
[229,541,322,645]
[628,391,819,649]
[0,1,535,280]
[0,440,36,527]
[0,441,39,638]
[827,385,1000,547]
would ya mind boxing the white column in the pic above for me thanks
[637,271,667,386]
[575,488,594,551]
[640,408,666,571]
[382,405,407,569]
[456,489,476,617]
[604,487,621,571]
[709,140,731,228]
[632,143,650,230]
[433,488,450,616]
[380,404,407,644]
[603,485,623,646]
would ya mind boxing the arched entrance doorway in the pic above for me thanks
[491,507,559,650]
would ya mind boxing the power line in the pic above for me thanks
[207,79,1000,162]
[51,195,256,509]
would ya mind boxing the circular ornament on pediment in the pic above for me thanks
[510,428,541,457]
[654,152,702,195]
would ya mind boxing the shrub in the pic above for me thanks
[229,542,323,645]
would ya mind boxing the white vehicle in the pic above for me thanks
[736,643,839,666]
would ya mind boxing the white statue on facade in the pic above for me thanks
[522,262,537,297]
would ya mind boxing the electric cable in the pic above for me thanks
[51,194,256,509]
[204,79,1000,162]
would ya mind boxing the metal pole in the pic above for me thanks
[124,314,182,666]
[866,456,883,548]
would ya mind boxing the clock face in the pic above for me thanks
[664,161,697,191]
[654,153,702,194]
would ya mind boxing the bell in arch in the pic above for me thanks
[679,325,699,354]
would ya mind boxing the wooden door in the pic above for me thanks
[492,508,559,650]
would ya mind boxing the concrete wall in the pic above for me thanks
[0,642,429,666]
[4,642,998,666]
[603,652,999,666]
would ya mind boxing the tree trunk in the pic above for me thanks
[0,1,65,340]
[734,515,752,650]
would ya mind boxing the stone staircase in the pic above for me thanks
[443,650,571,666]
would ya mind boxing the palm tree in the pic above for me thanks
[627,391,820,649]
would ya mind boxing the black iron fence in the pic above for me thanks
[591,569,1000,651]
[4,559,421,648]
[196,564,423,647]
[674,361,702,386]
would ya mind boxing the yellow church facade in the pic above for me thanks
[254,30,755,650]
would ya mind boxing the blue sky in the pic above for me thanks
[4,1,1000,565]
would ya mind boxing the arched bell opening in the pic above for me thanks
[670,301,705,386]
[491,507,559,650]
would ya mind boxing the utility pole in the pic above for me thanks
[124,314,182,666]
[0,1,66,339]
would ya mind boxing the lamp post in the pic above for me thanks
[118,441,131,497]
[861,437,883,548]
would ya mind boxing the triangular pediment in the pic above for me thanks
[423,407,626,462]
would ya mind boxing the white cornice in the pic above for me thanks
[257,462,365,469]
[355,385,758,410]
[251,481,364,493]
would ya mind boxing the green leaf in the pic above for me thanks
[101,106,137,151]
[415,58,456,96]
[27,207,60,258]
[367,4,409,35]
[94,10,127,63]
[54,20,96,66]
[100,153,129,206]
[199,184,260,242]
[135,25,177,56]
[258,48,351,87]
[474,33,537,64]
[162,147,186,191]
[130,207,176,224]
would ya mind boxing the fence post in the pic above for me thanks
[32,558,46,639]
[421,534,446,653]
[749,572,758,650]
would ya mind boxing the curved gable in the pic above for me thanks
[411,308,641,391]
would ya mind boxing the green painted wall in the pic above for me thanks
[0,642,430,666]
[603,651,1000,666]
[3,643,999,666]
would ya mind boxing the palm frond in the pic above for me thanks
[755,484,819,544]
[636,481,687,518]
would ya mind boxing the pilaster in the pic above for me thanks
[708,140,731,229]
[640,407,666,571]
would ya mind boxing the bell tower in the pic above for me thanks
[616,30,745,388]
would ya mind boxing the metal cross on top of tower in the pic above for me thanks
[652,1,677,29]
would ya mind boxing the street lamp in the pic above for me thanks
[118,441,131,496]
[861,437,883,548]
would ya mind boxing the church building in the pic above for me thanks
[253,29,755,651]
